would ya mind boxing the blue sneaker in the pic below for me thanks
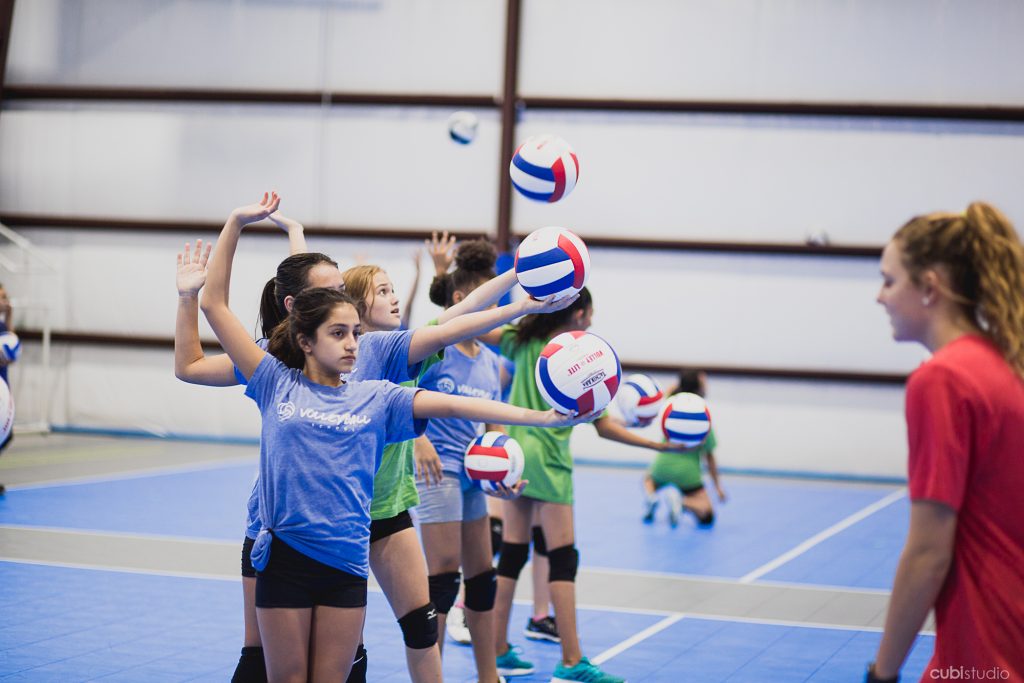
[496,645,535,677]
[551,656,626,683]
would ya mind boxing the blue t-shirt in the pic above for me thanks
[245,354,426,577]
[243,330,420,538]
[419,342,503,478]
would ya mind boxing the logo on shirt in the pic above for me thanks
[437,377,456,394]
[299,407,372,432]
[277,401,296,421]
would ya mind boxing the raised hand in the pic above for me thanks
[268,210,303,234]
[231,191,281,226]
[426,230,457,276]
[521,291,581,315]
[176,239,212,297]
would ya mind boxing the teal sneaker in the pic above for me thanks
[496,645,535,676]
[551,656,626,683]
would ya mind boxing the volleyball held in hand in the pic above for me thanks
[536,331,621,415]
[616,373,665,427]
[509,134,579,202]
[660,393,712,447]
[514,226,590,300]
[447,111,478,145]
[0,378,13,443]
[465,431,525,493]
[0,332,20,362]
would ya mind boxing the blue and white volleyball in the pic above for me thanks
[536,331,621,415]
[616,373,665,427]
[660,393,712,447]
[465,431,525,492]
[0,377,13,443]
[509,134,579,202]
[447,111,479,145]
[514,226,590,300]
[0,332,20,362]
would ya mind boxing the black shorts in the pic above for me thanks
[255,535,367,609]
[676,484,705,496]
[369,510,414,544]
[241,535,257,578]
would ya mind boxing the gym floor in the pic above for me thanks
[0,433,935,682]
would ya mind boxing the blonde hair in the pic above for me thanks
[341,264,385,310]
[895,201,1024,377]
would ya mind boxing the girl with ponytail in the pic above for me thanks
[870,202,1024,681]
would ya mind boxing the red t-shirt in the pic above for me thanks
[905,334,1024,679]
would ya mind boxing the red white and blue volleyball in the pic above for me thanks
[0,377,14,443]
[514,226,590,300]
[536,331,621,415]
[660,393,712,447]
[509,134,579,203]
[616,373,665,427]
[447,111,478,145]
[465,431,525,492]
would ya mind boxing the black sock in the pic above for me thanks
[345,644,368,683]
[231,646,267,683]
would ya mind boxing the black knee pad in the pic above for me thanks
[496,542,529,580]
[531,526,548,556]
[398,603,439,649]
[697,511,715,527]
[490,516,504,557]
[547,545,579,583]
[344,643,367,683]
[230,646,266,683]
[463,568,497,612]
[427,571,461,614]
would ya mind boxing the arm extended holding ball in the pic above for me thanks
[593,414,693,452]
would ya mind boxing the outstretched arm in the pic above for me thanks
[268,210,308,256]
[593,415,697,452]
[200,193,280,381]
[408,292,578,365]
[413,391,595,428]
[174,240,241,386]
[436,269,518,325]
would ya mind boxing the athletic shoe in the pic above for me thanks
[524,615,560,643]
[496,645,535,676]
[446,605,472,645]
[551,656,626,683]
[641,495,657,523]
[667,492,682,528]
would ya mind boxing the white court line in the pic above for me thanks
[7,454,257,491]
[0,523,239,547]
[584,565,892,595]
[739,488,908,584]
[591,613,686,665]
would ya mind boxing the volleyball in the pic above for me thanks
[465,431,525,492]
[514,226,590,300]
[0,332,20,362]
[447,111,478,145]
[616,373,665,427]
[0,379,13,443]
[536,331,621,414]
[509,134,579,202]
[660,393,712,447]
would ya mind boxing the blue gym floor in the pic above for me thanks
[0,448,934,681]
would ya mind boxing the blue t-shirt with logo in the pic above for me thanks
[419,342,503,478]
[242,330,420,539]
[245,353,426,577]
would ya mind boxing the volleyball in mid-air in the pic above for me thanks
[660,393,712,448]
[616,373,665,427]
[509,134,579,202]
[0,378,14,443]
[447,111,479,145]
[0,332,20,362]
[514,226,590,300]
[465,431,525,493]
[536,331,621,415]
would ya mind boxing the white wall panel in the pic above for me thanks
[7,0,505,95]
[0,104,501,230]
[511,112,1024,244]
[521,0,1024,105]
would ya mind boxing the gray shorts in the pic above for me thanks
[415,472,488,524]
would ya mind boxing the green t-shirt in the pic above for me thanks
[369,348,443,520]
[649,428,717,491]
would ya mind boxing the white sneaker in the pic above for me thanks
[447,605,472,645]
[666,488,682,528]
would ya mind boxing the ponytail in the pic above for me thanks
[257,252,339,339]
